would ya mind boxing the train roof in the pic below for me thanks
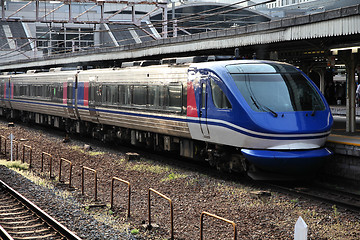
[190,59,295,69]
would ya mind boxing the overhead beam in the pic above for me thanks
[1,0,168,36]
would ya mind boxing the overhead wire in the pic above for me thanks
[0,0,275,60]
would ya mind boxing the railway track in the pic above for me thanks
[0,180,81,240]
[269,182,360,212]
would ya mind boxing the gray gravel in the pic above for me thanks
[0,165,138,240]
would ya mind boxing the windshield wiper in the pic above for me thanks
[250,96,278,117]
[250,96,260,110]
[263,106,278,118]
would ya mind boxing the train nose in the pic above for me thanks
[241,148,333,174]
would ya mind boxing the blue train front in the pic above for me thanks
[186,60,333,177]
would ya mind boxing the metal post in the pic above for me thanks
[99,1,104,23]
[131,4,135,24]
[1,0,5,21]
[110,177,131,218]
[148,188,174,239]
[162,5,168,38]
[318,69,325,95]
[59,158,73,188]
[81,166,98,201]
[9,133,13,161]
[68,0,72,22]
[36,0,39,22]
[200,211,237,240]
[346,52,356,132]
[173,19,177,38]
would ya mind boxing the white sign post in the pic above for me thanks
[9,133,13,161]
[294,216,308,240]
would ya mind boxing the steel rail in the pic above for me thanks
[0,224,14,240]
[268,183,360,212]
[0,179,82,240]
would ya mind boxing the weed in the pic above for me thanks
[70,146,104,156]
[127,163,171,174]
[291,198,299,204]
[0,160,28,171]
[161,172,187,182]
[332,205,339,218]
[130,229,139,235]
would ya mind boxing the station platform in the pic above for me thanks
[328,105,360,145]
[324,106,360,182]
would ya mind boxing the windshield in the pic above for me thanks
[226,63,325,113]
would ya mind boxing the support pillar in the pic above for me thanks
[162,5,168,38]
[345,52,356,132]
[1,0,5,20]
[318,69,325,95]
[35,0,39,22]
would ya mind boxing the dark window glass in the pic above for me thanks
[89,83,96,103]
[118,85,125,105]
[133,85,147,106]
[125,85,132,105]
[231,72,325,112]
[168,84,182,111]
[148,85,160,108]
[0,83,3,97]
[118,85,132,106]
[67,83,73,100]
[45,85,51,98]
[57,84,63,102]
[103,85,111,103]
[201,83,206,109]
[210,78,231,109]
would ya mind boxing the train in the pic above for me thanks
[0,57,333,179]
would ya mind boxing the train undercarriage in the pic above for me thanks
[2,108,249,174]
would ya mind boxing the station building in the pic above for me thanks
[1,0,357,64]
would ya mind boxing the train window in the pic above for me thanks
[103,85,110,103]
[232,72,325,112]
[102,85,117,105]
[19,85,25,97]
[148,85,160,108]
[30,86,34,97]
[125,85,132,105]
[111,85,118,105]
[161,86,167,108]
[167,84,182,111]
[95,85,102,104]
[133,85,147,106]
[210,78,232,109]
[56,84,63,103]
[67,83,73,101]
[118,85,132,106]
[13,85,19,97]
[118,85,125,105]
[19,85,24,97]
[201,83,206,109]
[45,85,51,98]
[89,83,96,104]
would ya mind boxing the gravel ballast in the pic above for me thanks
[0,121,360,239]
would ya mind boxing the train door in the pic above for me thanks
[199,78,210,138]
[73,73,81,120]
[0,78,3,109]
[4,77,12,110]
[66,78,77,119]
[88,76,100,122]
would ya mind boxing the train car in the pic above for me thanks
[0,58,333,178]
[0,69,79,126]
